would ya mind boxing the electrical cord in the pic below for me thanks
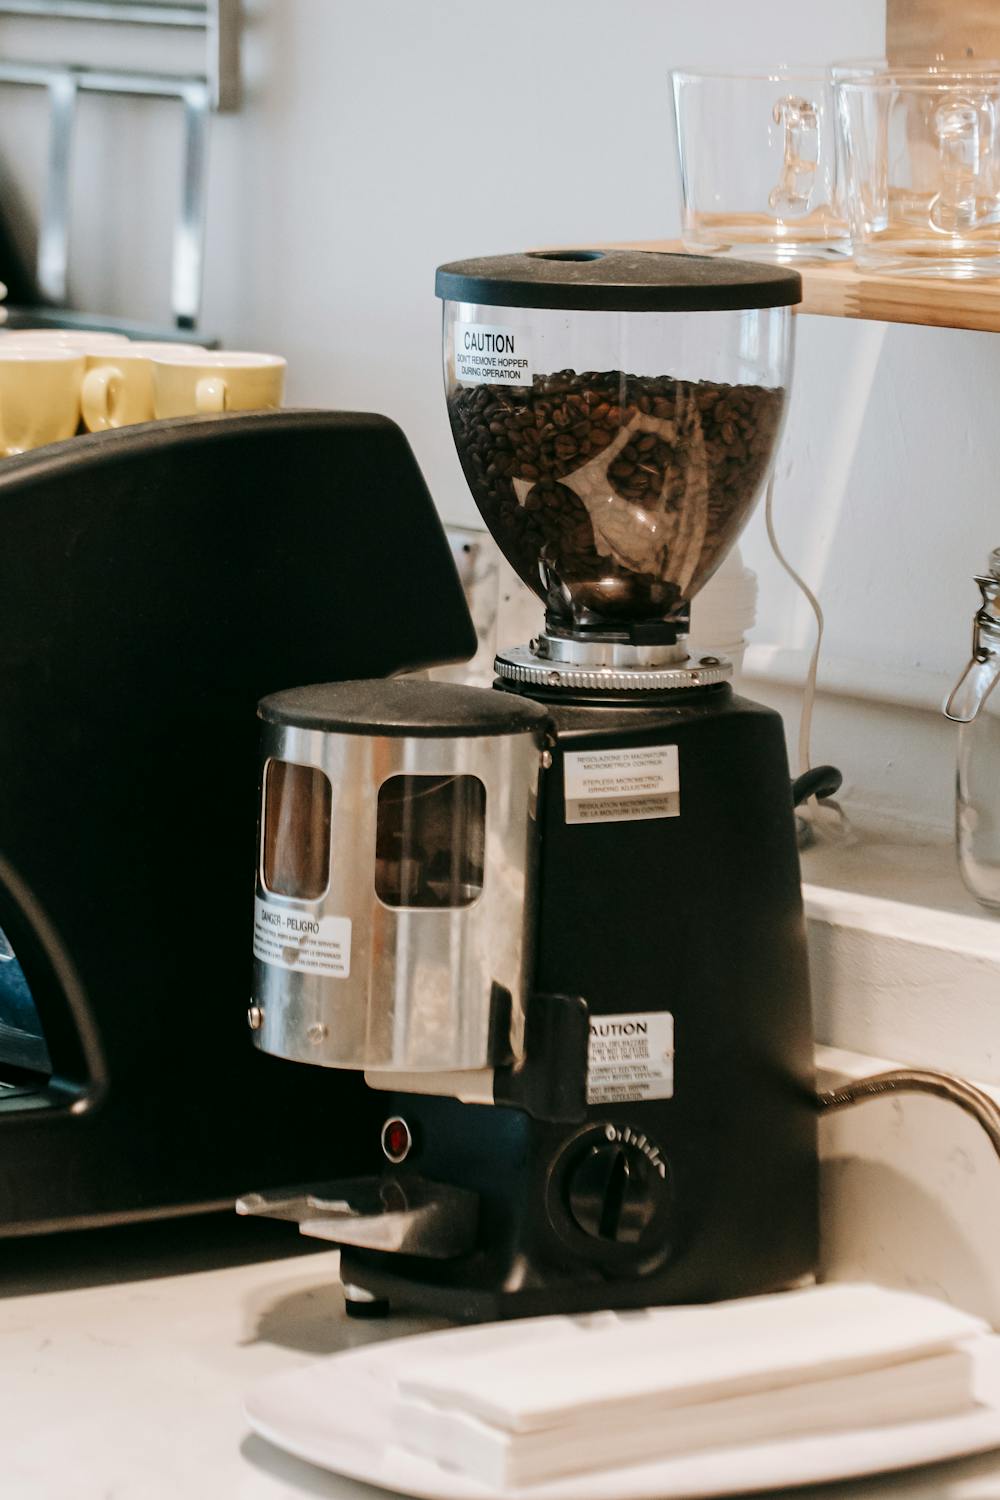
[764,472,825,785]
[792,765,843,808]
[763,472,851,844]
[817,1069,1000,1162]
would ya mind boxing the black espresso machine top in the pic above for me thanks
[0,409,476,1235]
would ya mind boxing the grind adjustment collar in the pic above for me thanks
[494,646,733,693]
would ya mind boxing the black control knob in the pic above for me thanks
[566,1140,665,1244]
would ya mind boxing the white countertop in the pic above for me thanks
[0,1217,438,1500]
[6,1214,1000,1500]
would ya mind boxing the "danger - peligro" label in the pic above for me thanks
[252,897,351,978]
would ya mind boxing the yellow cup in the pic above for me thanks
[152,351,286,418]
[0,347,84,456]
[3,329,131,351]
[81,341,207,431]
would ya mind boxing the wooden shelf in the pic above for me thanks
[620,240,1000,335]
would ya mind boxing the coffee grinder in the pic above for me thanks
[240,251,823,1321]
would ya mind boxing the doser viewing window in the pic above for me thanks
[262,759,332,901]
[375,774,486,909]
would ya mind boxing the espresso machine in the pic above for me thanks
[0,409,475,1235]
[240,252,825,1321]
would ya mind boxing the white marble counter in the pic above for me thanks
[6,1213,1000,1500]
[0,1218,435,1500]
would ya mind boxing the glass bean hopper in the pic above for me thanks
[436,250,798,665]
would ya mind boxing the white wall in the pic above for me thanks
[1,0,987,839]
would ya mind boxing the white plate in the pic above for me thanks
[246,1335,1000,1500]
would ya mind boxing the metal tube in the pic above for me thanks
[173,80,210,327]
[38,71,76,304]
[0,3,208,27]
[0,61,209,98]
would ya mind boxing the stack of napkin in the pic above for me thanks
[385,1286,985,1488]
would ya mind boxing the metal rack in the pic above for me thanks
[0,0,240,332]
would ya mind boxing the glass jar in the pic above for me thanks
[436,250,795,639]
[945,549,1000,909]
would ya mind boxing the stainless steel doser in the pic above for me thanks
[251,681,550,1075]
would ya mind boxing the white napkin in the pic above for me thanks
[396,1349,974,1488]
[388,1285,986,1488]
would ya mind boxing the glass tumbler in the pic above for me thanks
[671,68,849,261]
[836,69,1000,275]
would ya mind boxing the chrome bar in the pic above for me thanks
[0,1,240,112]
[69,65,208,97]
[0,62,212,327]
[38,70,76,304]
[0,3,208,28]
[0,60,208,98]
[174,79,209,326]
[4,305,213,340]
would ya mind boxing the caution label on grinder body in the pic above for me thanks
[587,1011,675,1104]
[253,897,351,978]
[564,744,679,824]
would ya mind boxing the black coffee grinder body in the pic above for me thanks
[241,251,820,1320]
[338,686,816,1321]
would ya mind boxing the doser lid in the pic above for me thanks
[435,250,802,313]
[259,679,552,738]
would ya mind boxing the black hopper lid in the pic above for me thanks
[435,249,802,313]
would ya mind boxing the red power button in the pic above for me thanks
[381,1116,412,1164]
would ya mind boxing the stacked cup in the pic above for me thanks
[834,60,1000,277]
[151,350,286,418]
[671,60,1000,277]
[0,328,287,457]
[0,331,124,457]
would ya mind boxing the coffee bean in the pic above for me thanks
[447,368,784,627]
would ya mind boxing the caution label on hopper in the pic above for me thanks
[252,897,351,978]
[454,323,533,386]
[587,1011,675,1104]
[563,744,680,824]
